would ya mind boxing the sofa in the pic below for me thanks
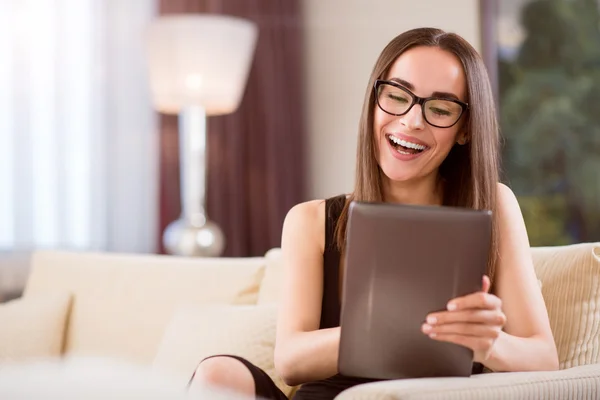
[0,242,599,399]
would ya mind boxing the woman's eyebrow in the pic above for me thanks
[389,77,460,101]
[389,77,414,90]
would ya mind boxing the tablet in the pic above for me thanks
[338,201,492,380]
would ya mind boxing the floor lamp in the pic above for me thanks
[145,15,258,257]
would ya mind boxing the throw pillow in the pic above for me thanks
[152,304,294,396]
[532,242,600,369]
[257,248,284,305]
[25,250,267,365]
[0,292,72,363]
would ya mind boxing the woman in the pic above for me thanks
[189,27,559,400]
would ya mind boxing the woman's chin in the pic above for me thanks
[379,156,439,185]
[380,165,437,186]
[379,162,416,182]
[380,170,417,184]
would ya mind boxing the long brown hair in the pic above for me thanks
[335,27,501,286]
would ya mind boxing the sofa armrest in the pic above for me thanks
[335,363,600,400]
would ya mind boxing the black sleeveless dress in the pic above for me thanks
[291,195,378,399]
[198,194,483,399]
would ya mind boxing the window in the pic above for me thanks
[0,0,158,253]
[485,0,600,245]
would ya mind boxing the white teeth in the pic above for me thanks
[388,135,426,150]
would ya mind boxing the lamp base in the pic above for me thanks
[163,218,225,257]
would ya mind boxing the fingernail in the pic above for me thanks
[447,302,457,311]
[429,333,437,338]
[426,316,437,324]
[422,324,432,333]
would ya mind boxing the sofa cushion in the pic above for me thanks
[152,304,294,397]
[23,251,266,365]
[257,248,284,305]
[0,292,71,362]
[532,242,600,369]
[0,357,254,400]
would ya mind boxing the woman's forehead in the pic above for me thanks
[386,46,467,101]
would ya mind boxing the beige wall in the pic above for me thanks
[302,1,481,199]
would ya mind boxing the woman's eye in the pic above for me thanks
[388,94,408,103]
[430,107,451,116]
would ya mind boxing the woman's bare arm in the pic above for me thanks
[422,183,558,371]
[273,200,341,386]
[483,183,559,371]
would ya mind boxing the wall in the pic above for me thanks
[302,0,482,199]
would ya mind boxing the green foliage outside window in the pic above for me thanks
[499,0,600,245]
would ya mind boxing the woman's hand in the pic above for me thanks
[421,275,506,363]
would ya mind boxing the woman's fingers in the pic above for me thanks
[445,291,502,312]
[422,322,502,338]
[421,276,504,363]
[481,275,491,293]
[426,332,498,354]
[444,275,497,311]
[426,309,506,326]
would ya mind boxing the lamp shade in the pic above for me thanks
[145,14,258,115]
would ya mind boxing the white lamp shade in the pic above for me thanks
[145,14,258,115]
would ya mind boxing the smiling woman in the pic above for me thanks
[188,27,559,400]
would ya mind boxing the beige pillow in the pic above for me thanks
[0,292,72,362]
[153,304,294,396]
[532,242,600,369]
[257,248,284,305]
[25,250,266,365]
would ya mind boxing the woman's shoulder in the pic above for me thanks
[285,199,325,220]
[496,182,520,214]
[282,195,348,253]
[496,182,514,196]
[285,194,348,221]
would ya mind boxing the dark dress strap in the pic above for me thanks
[319,194,347,329]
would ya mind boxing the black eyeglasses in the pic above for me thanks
[374,79,468,128]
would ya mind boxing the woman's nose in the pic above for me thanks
[401,104,425,131]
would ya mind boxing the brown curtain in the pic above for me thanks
[158,0,306,256]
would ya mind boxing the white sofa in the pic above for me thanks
[1,243,599,399]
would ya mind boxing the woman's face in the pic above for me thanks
[373,46,468,185]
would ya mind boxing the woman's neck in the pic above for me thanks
[382,174,443,206]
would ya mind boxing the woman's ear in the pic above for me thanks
[456,132,468,145]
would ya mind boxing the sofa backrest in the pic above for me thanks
[23,242,600,371]
[531,242,600,369]
[24,251,266,365]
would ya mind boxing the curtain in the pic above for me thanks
[0,0,159,253]
[158,0,306,256]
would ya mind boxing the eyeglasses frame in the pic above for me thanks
[373,79,469,128]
